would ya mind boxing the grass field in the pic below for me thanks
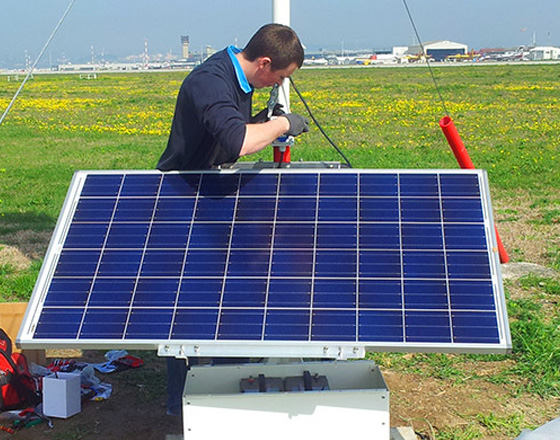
[1,64,559,439]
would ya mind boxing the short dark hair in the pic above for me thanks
[243,23,304,70]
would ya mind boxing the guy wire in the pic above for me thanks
[290,77,353,168]
[401,0,449,117]
[0,0,77,127]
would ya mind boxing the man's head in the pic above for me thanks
[241,24,304,89]
[243,23,304,70]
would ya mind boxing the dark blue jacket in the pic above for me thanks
[158,48,253,170]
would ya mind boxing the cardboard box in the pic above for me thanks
[43,372,81,418]
[0,302,46,365]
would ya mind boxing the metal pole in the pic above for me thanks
[272,0,290,112]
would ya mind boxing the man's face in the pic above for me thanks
[252,59,298,89]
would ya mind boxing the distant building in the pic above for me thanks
[181,36,190,60]
[406,40,468,61]
[529,46,560,61]
[392,46,408,58]
[58,63,102,72]
[204,45,217,61]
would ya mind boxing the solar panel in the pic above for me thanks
[18,169,511,359]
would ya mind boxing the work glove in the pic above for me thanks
[282,113,310,137]
[251,103,285,123]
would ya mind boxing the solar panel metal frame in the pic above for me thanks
[17,168,511,359]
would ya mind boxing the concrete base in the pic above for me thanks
[391,427,418,440]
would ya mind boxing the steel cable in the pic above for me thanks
[0,0,77,127]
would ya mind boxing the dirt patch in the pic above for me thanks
[0,230,52,262]
[385,370,557,439]
[0,350,181,440]
[0,245,32,270]
[493,192,560,266]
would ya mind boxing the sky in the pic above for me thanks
[1,0,559,68]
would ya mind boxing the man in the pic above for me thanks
[157,23,309,171]
[160,23,308,417]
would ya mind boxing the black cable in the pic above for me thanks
[277,148,284,168]
[289,77,353,168]
[402,0,449,117]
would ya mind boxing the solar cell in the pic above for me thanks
[18,169,511,358]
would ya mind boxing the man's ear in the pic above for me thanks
[257,56,272,69]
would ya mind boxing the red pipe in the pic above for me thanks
[494,227,509,264]
[439,116,509,264]
[439,116,475,169]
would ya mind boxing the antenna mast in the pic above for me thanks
[272,0,291,112]
[143,39,149,69]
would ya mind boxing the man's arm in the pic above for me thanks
[238,117,290,157]
[239,114,309,157]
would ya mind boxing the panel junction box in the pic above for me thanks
[182,360,389,440]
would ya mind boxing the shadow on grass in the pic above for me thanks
[0,212,56,235]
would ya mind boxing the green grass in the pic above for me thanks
[369,352,468,382]
[518,274,560,296]
[495,207,519,222]
[123,351,167,404]
[436,423,483,440]
[507,296,560,396]
[529,199,560,228]
[549,246,560,271]
[1,65,560,214]
[0,261,42,302]
[475,412,528,437]
[436,412,529,440]
[1,64,560,439]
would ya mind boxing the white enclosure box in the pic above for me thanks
[42,372,81,418]
[182,360,389,440]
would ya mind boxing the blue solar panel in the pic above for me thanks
[18,169,511,356]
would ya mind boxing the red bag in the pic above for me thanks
[113,355,144,371]
[0,328,40,411]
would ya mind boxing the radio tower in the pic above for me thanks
[25,50,31,72]
[143,38,149,69]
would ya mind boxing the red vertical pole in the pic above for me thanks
[439,116,509,264]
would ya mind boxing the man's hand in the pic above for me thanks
[251,103,285,123]
[282,113,310,137]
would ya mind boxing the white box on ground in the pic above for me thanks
[43,372,81,418]
[183,360,389,440]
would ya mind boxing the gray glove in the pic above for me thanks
[282,113,310,137]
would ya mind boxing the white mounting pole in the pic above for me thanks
[272,0,291,112]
